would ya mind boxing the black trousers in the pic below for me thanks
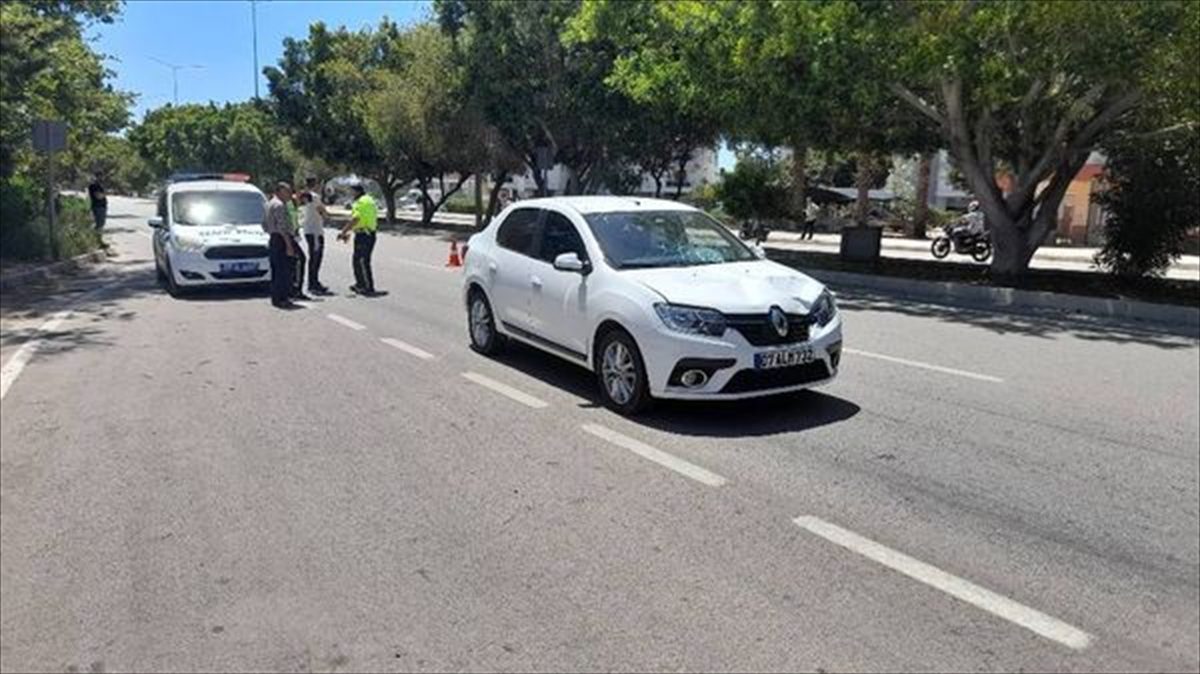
[92,205,107,230]
[291,237,306,296]
[801,218,816,240]
[268,233,293,304]
[353,231,376,291]
[305,233,324,290]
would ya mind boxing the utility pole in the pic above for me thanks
[149,57,204,105]
[251,0,259,99]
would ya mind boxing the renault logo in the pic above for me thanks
[768,306,789,338]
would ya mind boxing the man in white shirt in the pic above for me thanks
[300,177,331,295]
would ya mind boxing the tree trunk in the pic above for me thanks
[417,177,434,227]
[854,156,872,226]
[483,170,508,227]
[529,161,548,197]
[381,177,397,226]
[673,156,688,199]
[653,173,663,198]
[790,144,807,228]
[912,152,932,239]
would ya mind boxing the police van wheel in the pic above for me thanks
[468,289,504,355]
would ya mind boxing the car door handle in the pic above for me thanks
[530,275,543,288]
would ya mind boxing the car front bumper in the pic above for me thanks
[169,249,271,286]
[638,315,843,400]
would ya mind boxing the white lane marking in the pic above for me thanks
[380,337,435,360]
[1,311,70,400]
[326,313,366,331]
[844,347,1004,383]
[581,423,728,487]
[793,516,1091,650]
[461,371,548,409]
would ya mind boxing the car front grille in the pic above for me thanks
[724,313,811,346]
[204,245,268,260]
[210,268,268,280]
[719,361,831,394]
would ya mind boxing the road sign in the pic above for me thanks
[32,120,67,154]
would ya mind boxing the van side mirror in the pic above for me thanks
[148,217,164,229]
[553,252,591,274]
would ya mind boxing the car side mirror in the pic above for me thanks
[553,252,591,274]
[148,217,163,229]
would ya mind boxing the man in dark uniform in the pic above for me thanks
[262,182,299,309]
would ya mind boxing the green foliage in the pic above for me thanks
[0,177,100,261]
[85,135,155,195]
[0,0,130,181]
[715,158,790,224]
[1095,128,1200,277]
[265,19,412,219]
[127,102,293,188]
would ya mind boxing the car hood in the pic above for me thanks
[622,260,827,314]
[174,224,268,246]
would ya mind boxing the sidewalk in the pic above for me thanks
[762,230,1200,280]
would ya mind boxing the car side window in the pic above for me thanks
[496,208,540,256]
[538,212,587,264]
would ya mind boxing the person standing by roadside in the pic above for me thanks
[300,177,331,295]
[285,193,310,300]
[337,183,383,296]
[262,181,299,309]
[87,174,107,231]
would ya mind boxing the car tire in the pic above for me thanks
[595,328,653,416]
[467,289,504,355]
[163,257,185,297]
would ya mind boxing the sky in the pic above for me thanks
[91,0,734,168]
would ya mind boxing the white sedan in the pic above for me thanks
[462,196,843,415]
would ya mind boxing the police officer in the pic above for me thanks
[337,183,383,296]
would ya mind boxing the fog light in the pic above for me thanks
[180,270,204,280]
[680,369,709,388]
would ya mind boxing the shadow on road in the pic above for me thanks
[837,289,1199,349]
[488,340,861,437]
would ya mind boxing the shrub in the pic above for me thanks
[0,178,101,261]
[715,158,790,225]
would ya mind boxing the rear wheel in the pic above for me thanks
[595,328,653,415]
[971,240,993,262]
[931,237,951,259]
[468,289,504,355]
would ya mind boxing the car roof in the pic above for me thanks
[167,180,264,195]
[514,196,697,216]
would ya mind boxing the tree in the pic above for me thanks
[86,135,155,195]
[715,156,790,227]
[0,0,129,181]
[436,0,639,196]
[364,25,489,226]
[884,0,1198,279]
[127,102,293,186]
[265,20,412,222]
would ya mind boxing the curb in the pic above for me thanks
[799,267,1200,332]
[0,250,107,292]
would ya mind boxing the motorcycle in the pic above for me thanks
[738,220,771,245]
[931,225,992,262]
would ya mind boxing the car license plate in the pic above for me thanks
[220,261,258,273]
[755,346,814,369]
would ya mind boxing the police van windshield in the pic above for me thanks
[171,191,265,226]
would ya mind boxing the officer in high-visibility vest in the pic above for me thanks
[338,183,382,296]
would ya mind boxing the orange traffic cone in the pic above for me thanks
[446,240,463,268]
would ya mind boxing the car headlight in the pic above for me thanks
[653,303,727,337]
[172,234,206,253]
[811,289,838,327]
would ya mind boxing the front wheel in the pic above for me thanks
[931,237,952,259]
[467,289,504,355]
[971,241,993,262]
[595,329,653,415]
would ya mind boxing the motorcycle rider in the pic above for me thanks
[951,200,986,249]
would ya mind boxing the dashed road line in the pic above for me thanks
[461,371,548,408]
[326,313,366,331]
[581,423,728,487]
[793,515,1091,650]
[381,337,435,360]
[1,311,70,400]
[844,348,1004,383]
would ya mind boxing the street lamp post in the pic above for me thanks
[251,0,259,99]
[149,57,204,105]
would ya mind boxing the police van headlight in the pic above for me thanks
[173,233,206,253]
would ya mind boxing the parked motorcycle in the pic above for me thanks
[931,226,992,262]
[738,220,771,245]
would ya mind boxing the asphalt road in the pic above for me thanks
[2,196,1198,673]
